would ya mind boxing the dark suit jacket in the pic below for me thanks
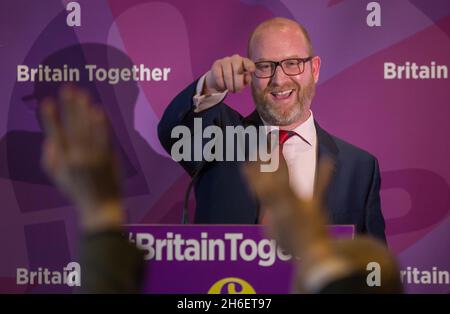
[158,79,386,242]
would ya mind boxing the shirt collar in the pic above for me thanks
[262,110,316,146]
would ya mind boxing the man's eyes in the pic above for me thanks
[257,63,272,70]
[256,60,300,71]
[284,60,300,67]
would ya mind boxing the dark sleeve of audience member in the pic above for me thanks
[79,230,145,293]
[319,271,403,294]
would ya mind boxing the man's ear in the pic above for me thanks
[312,56,321,83]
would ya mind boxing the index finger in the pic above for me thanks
[40,97,63,144]
[242,58,256,73]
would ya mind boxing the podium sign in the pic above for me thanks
[127,225,354,294]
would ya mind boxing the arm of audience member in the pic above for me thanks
[243,157,358,293]
[40,85,144,293]
[243,158,402,293]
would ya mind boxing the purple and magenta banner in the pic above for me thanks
[128,225,354,294]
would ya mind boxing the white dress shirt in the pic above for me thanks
[193,73,317,200]
[263,113,317,200]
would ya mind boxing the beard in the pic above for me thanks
[251,75,316,126]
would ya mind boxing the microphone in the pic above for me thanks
[181,162,204,224]
[181,117,223,224]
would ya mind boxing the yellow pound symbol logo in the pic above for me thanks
[208,277,256,294]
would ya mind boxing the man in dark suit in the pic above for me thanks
[158,17,386,241]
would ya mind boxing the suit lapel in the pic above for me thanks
[241,111,264,161]
[242,110,264,128]
[314,120,340,218]
[315,120,339,162]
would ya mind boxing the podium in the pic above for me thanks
[127,225,354,293]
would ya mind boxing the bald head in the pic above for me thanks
[247,17,314,59]
[248,17,320,129]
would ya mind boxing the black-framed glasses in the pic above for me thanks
[254,57,313,78]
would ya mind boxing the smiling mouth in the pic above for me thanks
[270,89,294,100]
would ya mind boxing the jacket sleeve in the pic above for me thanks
[364,158,387,243]
[157,79,239,176]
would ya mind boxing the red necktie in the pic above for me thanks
[267,129,295,153]
[279,130,294,146]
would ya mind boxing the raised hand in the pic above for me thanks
[204,54,255,94]
[40,85,123,232]
[243,156,334,255]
